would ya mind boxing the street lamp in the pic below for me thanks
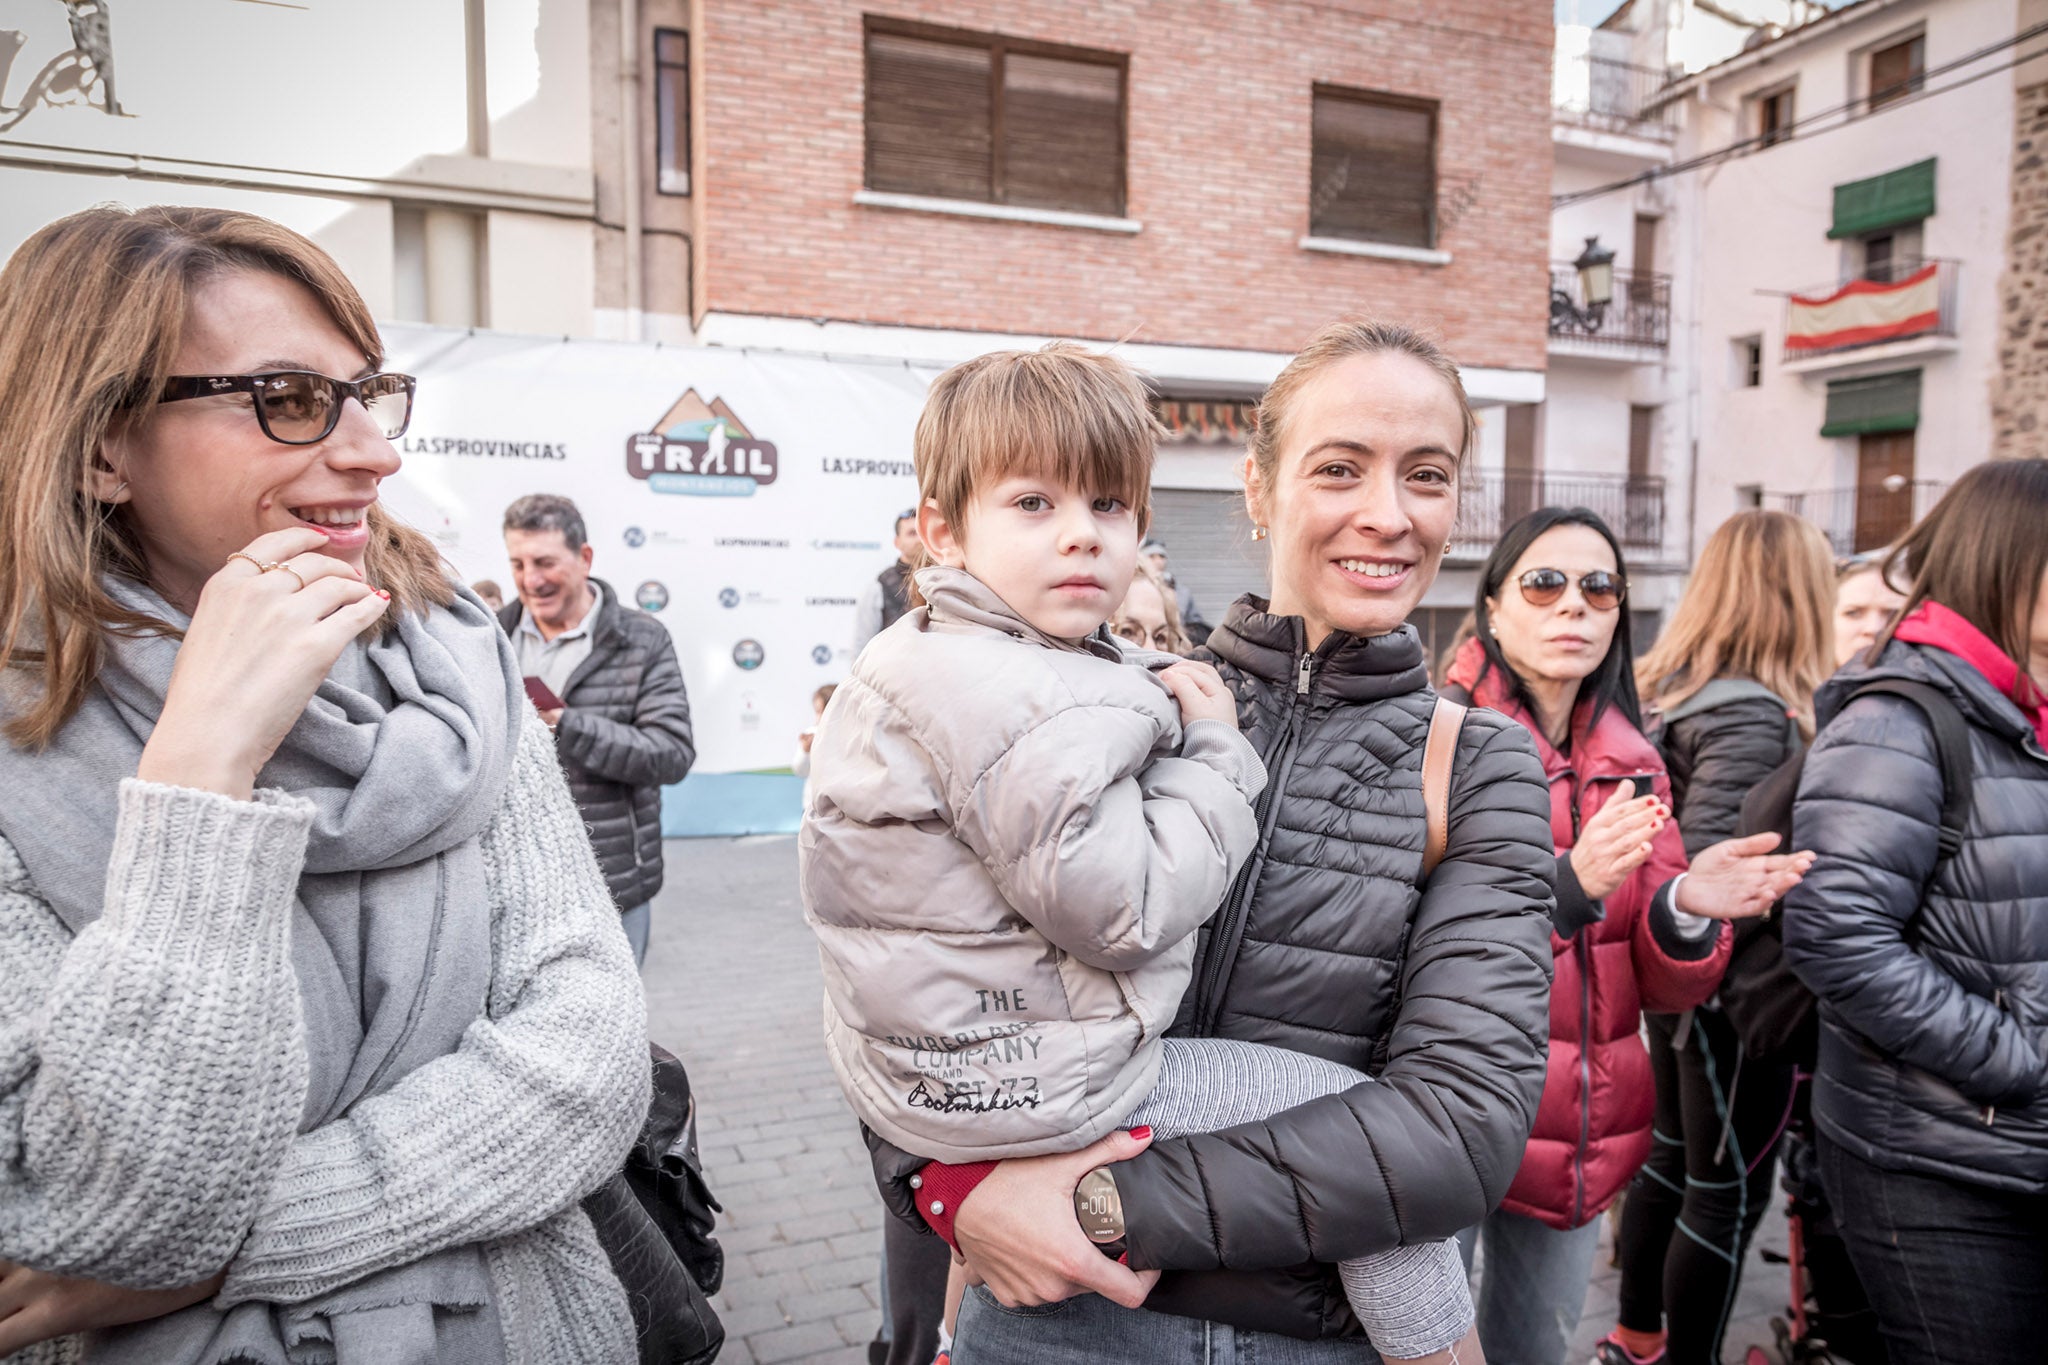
[1574,235,1617,308]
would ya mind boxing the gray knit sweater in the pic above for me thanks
[0,713,648,1363]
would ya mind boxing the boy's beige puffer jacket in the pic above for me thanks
[801,567,1265,1162]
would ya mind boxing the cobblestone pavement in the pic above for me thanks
[643,836,1794,1365]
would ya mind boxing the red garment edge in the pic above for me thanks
[913,1160,997,1251]
[1893,601,2048,750]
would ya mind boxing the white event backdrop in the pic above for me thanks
[377,324,934,777]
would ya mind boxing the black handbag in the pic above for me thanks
[584,1043,727,1365]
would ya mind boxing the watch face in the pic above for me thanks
[1074,1167,1125,1243]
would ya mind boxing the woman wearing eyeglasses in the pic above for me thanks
[0,206,648,1362]
[1438,507,1809,1365]
[1110,562,1193,656]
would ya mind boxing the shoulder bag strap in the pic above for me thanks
[1844,678,1975,860]
[1422,695,1469,880]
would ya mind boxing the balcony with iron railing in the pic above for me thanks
[1780,257,1961,368]
[1552,50,1674,140]
[1741,478,1949,556]
[1549,264,1670,355]
[1452,471,1666,559]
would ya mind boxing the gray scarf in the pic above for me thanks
[0,576,524,1364]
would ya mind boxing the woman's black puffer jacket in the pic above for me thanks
[1660,686,1800,856]
[1128,602,1556,1336]
[1783,639,2048,1193]
[866,601,1556,1339]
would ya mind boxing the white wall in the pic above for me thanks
[1671,0,2015,547]
[0,0,597,337]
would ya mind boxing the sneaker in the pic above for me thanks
[1592,1333,1665,1365]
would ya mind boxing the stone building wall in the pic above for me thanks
[1995,68,2048,460]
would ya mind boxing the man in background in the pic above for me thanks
[1141,538,1211,646]
[851,508,920,654]
[502,492,694,966]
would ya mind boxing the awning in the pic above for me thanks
[1820,369,1920,437]
[1787,263,1941,352]
[1829,159,1936,239]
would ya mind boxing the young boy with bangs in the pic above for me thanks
[800,343,1481,1363]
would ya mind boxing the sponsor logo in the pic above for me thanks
[623,526,647,548]
[719,586,781,609]
[717,587,740,609]
[811,539,884,552]
[733,639,765,671]
[806,596,858,608]
[811,645,832,666]
[401,436,569,460]
[635,580,670,612]
[625,389,778,497]
[714,536,789,550]
[820,456,915,477]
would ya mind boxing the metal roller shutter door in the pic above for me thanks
[1145,487,1269,626]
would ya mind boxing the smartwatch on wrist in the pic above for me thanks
[1073,1166,1127,1256]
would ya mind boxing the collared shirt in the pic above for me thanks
[515,592,597,699]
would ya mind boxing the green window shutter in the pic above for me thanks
[1820,369,1921,436]
[1828,159,1936,239]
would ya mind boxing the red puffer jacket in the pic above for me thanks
[1445,639,1729,1229]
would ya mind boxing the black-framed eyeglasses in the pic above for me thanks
[158,371,416,445]
[1517,567,1626,611]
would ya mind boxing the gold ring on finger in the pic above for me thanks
[270,562,308,591]
[226,551,267,573]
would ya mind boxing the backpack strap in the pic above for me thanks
[1844,678,1975,861]
[1422,695,1468,880]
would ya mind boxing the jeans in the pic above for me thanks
[1615,1009,1795,1364]
[1456,1209,1602,1365]
[1817,1131,2048,1365]
[954,1284,1383,1363]
[621,901,650,967]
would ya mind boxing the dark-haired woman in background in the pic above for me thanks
[1783,458,2048,1365]
[1439,507,1811,1365]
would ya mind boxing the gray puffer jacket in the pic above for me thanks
[1784,639,2048,1193]
[804,568,1265,1163]
[871,597,1556,1340]
[499,579,695,909]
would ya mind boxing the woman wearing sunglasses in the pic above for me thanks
[0,206,648,1362]
[1438,507,1809,1365]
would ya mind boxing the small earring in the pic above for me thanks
[1251,525,1268,541]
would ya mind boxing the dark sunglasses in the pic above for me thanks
[1517,567,1626,611]
[158,370,416,445]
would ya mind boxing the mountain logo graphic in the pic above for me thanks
[624,390,779,498]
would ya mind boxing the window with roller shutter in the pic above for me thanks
[863,19,1126,218]
[1309,86,1437,248]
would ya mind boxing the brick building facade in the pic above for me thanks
[680,1,1553,374]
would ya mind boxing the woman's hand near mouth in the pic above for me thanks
[137,526,390,799]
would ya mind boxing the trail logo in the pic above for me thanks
[625,389,777,498]
[732,640,765,671]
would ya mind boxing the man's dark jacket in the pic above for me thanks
[500,577,696,909]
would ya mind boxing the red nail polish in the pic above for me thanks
[1129,1124,1152,1141]
[375,589,390,600]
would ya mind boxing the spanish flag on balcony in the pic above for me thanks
[1785,263,1940,353]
